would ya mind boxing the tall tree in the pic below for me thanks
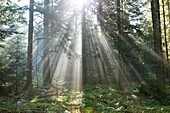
[116,0,126,90]
[43,0,51,85]
[162,0,169,62]
[151,0,163,82]
[24,0,34,97]
[167,0,170,81]
[82,2,86,85]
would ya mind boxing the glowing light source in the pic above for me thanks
[70,0,87,8]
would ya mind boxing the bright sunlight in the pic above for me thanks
[69,0,87,8]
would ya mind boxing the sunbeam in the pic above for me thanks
[1,0,170,112]
[18,0,169,112]
[70,0,87,8]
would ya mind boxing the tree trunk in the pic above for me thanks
[162,0,169,82]
[168,0,170,25]
[24,0,34,97]
[117,0,126,90]
[151,0,163,83]
[162,0,169,62]
[43,0,51,85]
[15,36,19,95]
[167,0,170,82]
[117,0,121,33]
[97,0,104,28]
[82,3,86,85]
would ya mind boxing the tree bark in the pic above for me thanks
[24,0,34,97]
[117,0,121,33]
[15,36,19,95]
[151,0,163,83]
[117,0,126,90]
[162,0,169,62]
[167,0,170,82]
[43,0,51,85]
[82,3,86,85]
[162,0,170,82]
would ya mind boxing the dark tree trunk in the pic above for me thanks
[43,0,51,85]
[151,0,163,83]
[15,36,19,95]
[162,0,169,81]
[117,0,121,33]
[117,0,126,90]
[24,0,34,97]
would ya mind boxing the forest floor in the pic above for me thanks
[0,83,170,113]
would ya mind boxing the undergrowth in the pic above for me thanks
[0,83,170,113]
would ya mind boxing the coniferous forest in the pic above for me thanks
[0,0,170,112]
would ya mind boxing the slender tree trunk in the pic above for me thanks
[168,0,170,24]
[162,0,169,62]
[117,0,121,33]
[15,36,19,95]
[167,0,170,82]
[162,0,169,81]
[117,0,125,90]
[82,3,86,85]
[24,0,34,97]
[15,66,18,95]
[151,0,163,83]
[43,0,51,85]
[36,38,39,89]
[97,0,104,28]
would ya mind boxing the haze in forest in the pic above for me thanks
[0,0,170,112]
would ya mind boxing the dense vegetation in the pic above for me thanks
[0,0,170,112]
[0,84,170,112]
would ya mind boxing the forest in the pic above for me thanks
[0,0,170,112]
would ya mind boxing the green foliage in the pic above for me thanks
[0,59,10,86]
[138,75,170,105]
[0,0,26,45]
[0,96,66,113]
[0,84,170,112]
[0,35,27,95]
[82,84,170,112]
[111,33,155,80]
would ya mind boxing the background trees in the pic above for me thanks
[0,0,169,103]
[0,35,27,96]
[0,0,27,96]
[0,0,26,47]
[0,0,170,112]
